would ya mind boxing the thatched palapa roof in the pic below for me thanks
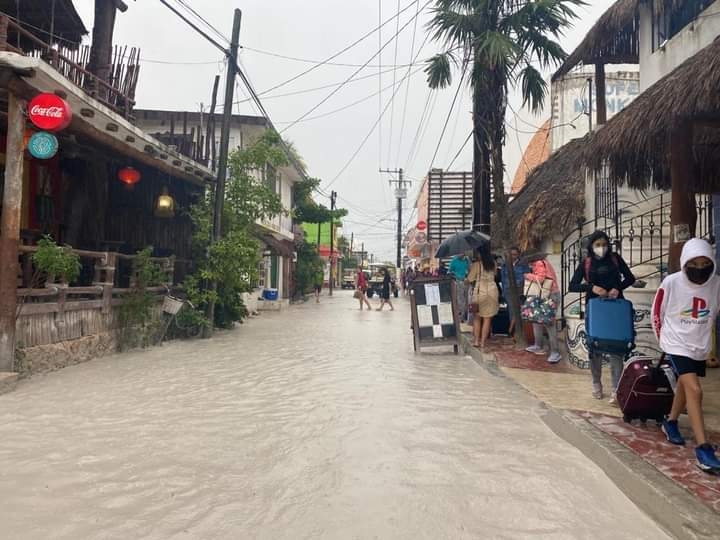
[585,37,720,192]
[508,137,588,251]
[0,1,88,50]
[552,0,639,82]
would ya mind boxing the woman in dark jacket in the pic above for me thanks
[569,230,636,403]
[376,268,395,311]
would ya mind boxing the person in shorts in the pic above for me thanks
[652,238,720,473]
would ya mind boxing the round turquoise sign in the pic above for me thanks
[28,131,59,159]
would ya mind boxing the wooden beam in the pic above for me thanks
[668,123,697,273]
[0,93,25,370]
[595,63,607,126]
[112,0,129,12]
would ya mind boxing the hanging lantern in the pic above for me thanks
[118,166,141,188]
[154,186,175,218]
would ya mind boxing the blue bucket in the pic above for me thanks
[263,288,279,301]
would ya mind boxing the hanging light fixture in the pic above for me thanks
[118,166,141,188]
[154,186,175,218]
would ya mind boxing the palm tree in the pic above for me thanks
[425,0,583,241]
[425,0,583,346]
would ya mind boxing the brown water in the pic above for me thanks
[0,292,670,539]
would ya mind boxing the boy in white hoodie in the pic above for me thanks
[652,238,720,473]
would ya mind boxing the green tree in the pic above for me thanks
[186,130,286,329]
[292,178,347,298]
[425,0,582,345]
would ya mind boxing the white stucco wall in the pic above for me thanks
[550,70,639,152]
[638,0,720,90]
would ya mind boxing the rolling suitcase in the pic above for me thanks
[585,298,636,354]
[617,356,674,423]
[492,305,510,336]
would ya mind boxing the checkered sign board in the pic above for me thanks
[410,279,459,353]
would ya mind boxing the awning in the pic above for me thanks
[552,0,639,81]
[0,52,215,186]
[259,234,295,258]
[584,36,720,192]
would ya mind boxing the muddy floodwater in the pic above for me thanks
[0,292,670,539]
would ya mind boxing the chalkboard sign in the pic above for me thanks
[409,277,460,354]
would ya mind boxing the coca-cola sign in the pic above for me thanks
[27,93,72,132]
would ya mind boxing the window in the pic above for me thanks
[651,0,714,51]
[594,164,617,223]
[263,163,278,193]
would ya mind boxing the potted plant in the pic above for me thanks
[32,236,81,287]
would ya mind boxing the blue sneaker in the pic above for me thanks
[695,444,720,474]
[661,417,686,446]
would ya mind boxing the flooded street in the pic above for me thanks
[0,292,669,539]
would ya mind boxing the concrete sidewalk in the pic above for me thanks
[462,332,720,540]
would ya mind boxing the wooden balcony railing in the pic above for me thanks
[0,15,140,119]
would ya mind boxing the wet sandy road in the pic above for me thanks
[0,292,669,539]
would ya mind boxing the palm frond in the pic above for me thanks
[519,64,548,114]
[425,51,456,89]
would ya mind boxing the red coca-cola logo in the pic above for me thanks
[27,93,72,132]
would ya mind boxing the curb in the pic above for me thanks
[543,408,720,540]
[0,372,18,396]
[460,334,720,539]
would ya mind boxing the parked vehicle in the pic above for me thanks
[341,269,356,289]
[365,263,399,298]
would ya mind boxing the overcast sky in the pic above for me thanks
[74,0,614,262]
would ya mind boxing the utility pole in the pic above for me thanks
[329,191,337,296]
[205,8,241,336]
[380,167,411,268]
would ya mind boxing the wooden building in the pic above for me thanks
[0,7,214,372]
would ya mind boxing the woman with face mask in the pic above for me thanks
[569,230,636,402]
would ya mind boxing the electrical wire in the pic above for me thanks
[157,0,229,55]
[386,0,402,163]
[273,66,425,125]
[241,46,416,69]
[445,131,473,170]
[428,60,469,171]
[249,0,423,100]
[279,0,432,135]
[321,29,431,191]
[395,0,421,167]
[173,0,230,46]
[404,89,433,166]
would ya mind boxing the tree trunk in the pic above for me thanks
[88,0,117,100]
[472,80,492,234]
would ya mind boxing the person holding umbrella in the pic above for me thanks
[466,245,499,349]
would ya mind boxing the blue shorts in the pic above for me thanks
[668,354,706,378]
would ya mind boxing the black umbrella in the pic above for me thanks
[435,230,490,258]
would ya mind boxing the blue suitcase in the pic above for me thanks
[585,298,636,354]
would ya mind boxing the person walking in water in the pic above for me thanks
[356,266,372,310]
[376,268,395,311]
[313,270,323,303]
[466,246,499,349]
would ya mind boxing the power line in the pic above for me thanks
[395,0,421,167]
[428,60,469,171]
[241,46,416,69]
[405,88,433,166]
[322,27,431,191]
[446,131,473,170]
[273,66,425,125]
[386,0,402,163]
[173,0,230,46]
[279,0,432,135]
[252,0,423,101]
[157,0,229,56]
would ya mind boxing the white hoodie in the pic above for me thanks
[652,238,720,360]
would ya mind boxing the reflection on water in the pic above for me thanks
[0,292,668,539]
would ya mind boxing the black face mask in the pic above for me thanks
[685,266,714,285]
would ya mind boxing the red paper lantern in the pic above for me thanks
[118,166,141,187]
[27,93,72,132]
